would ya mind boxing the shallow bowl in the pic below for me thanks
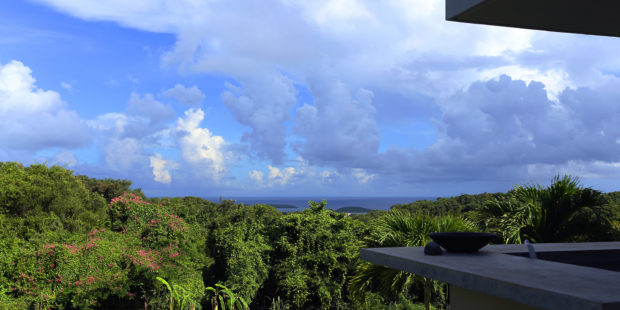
[428,232,497,253]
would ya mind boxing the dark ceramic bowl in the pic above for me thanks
[428,232,497,253]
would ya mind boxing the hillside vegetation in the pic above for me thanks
[0,162,618,309]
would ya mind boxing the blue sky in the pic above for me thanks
[2,0,620,197]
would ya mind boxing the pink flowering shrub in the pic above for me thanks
[11,227,203,308]
[108,192,154,232]
[108,193,191,271]
[142,212,189,249]
[11,229,135,308]
[10,243,62,309]
[9,193,204,309]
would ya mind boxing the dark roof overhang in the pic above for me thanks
[446,0,620,37]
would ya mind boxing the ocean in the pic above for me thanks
[204,196,436,212]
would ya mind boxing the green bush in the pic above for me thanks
[477,175,615,243]
[266,201,363,309]
[0,162,106,234]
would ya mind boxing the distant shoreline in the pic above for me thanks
[204,196,435,212]
[334,206,373,213]
[268,204,298,209]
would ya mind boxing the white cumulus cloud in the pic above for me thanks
[149,153,176,184]
[175,108,233,181]
[249,170,264,184]
[86,92,176,175]
[352,168,375,184]
[0,60,89,150]
[267,165,296,186]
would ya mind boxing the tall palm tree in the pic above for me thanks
[349,211,476,309]
[477,175,614,244]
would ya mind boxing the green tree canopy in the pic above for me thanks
[77,174,144,203]
[0,162,106,235]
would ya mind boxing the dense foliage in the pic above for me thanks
[0,162,618,309]
[349,212,476,309]
[77,175,145,203]
[477,175,615,243]
[0,162,107,236]
[391,193,506,217]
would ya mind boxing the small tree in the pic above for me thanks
[156,277,199,310]
[205,283,249,310]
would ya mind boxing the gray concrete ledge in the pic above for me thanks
[360,243,620,310]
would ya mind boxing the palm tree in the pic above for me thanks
[477,175,614,244]
[349,211,476,309]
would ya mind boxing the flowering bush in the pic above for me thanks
[108,192,154,232]
[10,227,204,308]
[142,212,189,249]
[11,229,135,308]
[8,193,204,309]
[108,193,194,277]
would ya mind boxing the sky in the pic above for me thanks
[1,0,620,198]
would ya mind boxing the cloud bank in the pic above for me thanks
[7,0,620,195]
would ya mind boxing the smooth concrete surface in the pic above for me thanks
[483,242,620,254]
[360,243,620,310]
[450,285,541,310]
[446,0,620,38]
[487,242,620,272]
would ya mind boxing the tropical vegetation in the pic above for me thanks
[0,162,618,309]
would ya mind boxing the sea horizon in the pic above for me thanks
[203,196,439,211]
